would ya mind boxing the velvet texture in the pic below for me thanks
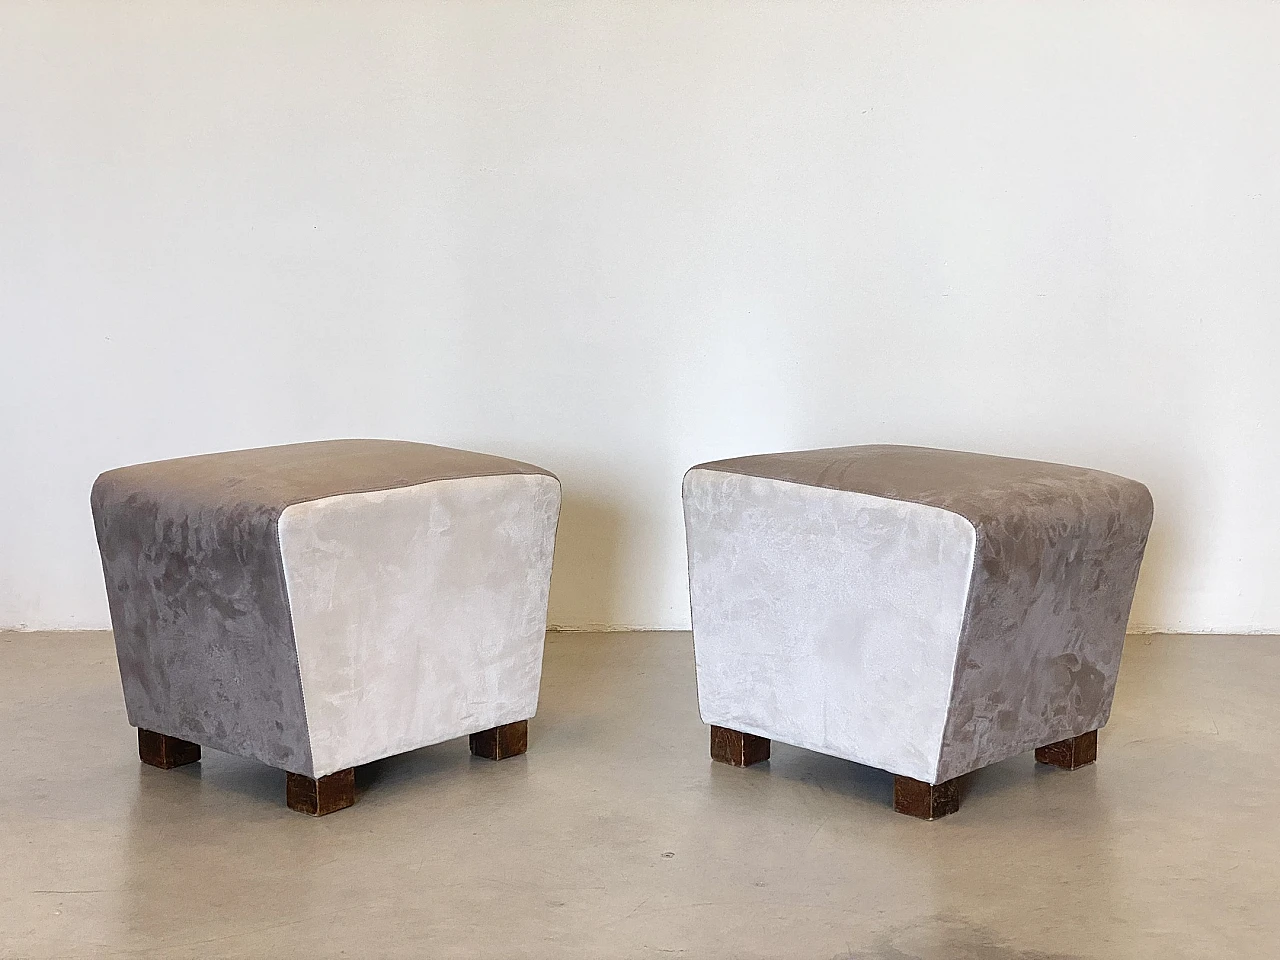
[278,475,560,777]
[687,445,1154,783]
[685,472,976,783]
[91,439,558,777]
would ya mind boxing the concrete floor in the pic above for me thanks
[1,631,1277,959]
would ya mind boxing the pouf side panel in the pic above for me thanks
[90,474,314,775]
[279,474,561,778]
[936,480,1154,781]
[684,469,976,784]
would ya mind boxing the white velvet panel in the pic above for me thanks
[684,470,976,783]
[278,474,560,778]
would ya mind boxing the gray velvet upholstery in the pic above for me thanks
[688,445,1154,782]
[91,439,558,777]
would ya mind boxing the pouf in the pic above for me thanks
[91,439,561,815]
[682,444,1153,819]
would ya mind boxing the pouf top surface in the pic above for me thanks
[93,439,556,511]
[690,444,1151,524]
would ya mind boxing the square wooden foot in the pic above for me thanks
[138,729,201,769]
[286,768,356,816]
[893,775,961,820]
[1035,730,1098,770]
[710,725,771,767]
[469,720,529,761]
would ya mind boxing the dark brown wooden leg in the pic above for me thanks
[893,775,961,820]
[710,725,771,767]
[469,720,529,760]
[1035,730,1098,770]
[138,729,200,769]
[286,768,356,816]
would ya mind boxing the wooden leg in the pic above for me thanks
[286,768,356,816]
[469,720,529,761]
[1035,730,1098,770]
[709,725,771,767]
[138,729,200,770]
[893,775,961,820]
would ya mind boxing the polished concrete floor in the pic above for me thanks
[1,631,1277,959]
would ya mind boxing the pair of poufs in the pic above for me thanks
[91,439,1153,819]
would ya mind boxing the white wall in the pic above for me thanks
[2,0,1278,633]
